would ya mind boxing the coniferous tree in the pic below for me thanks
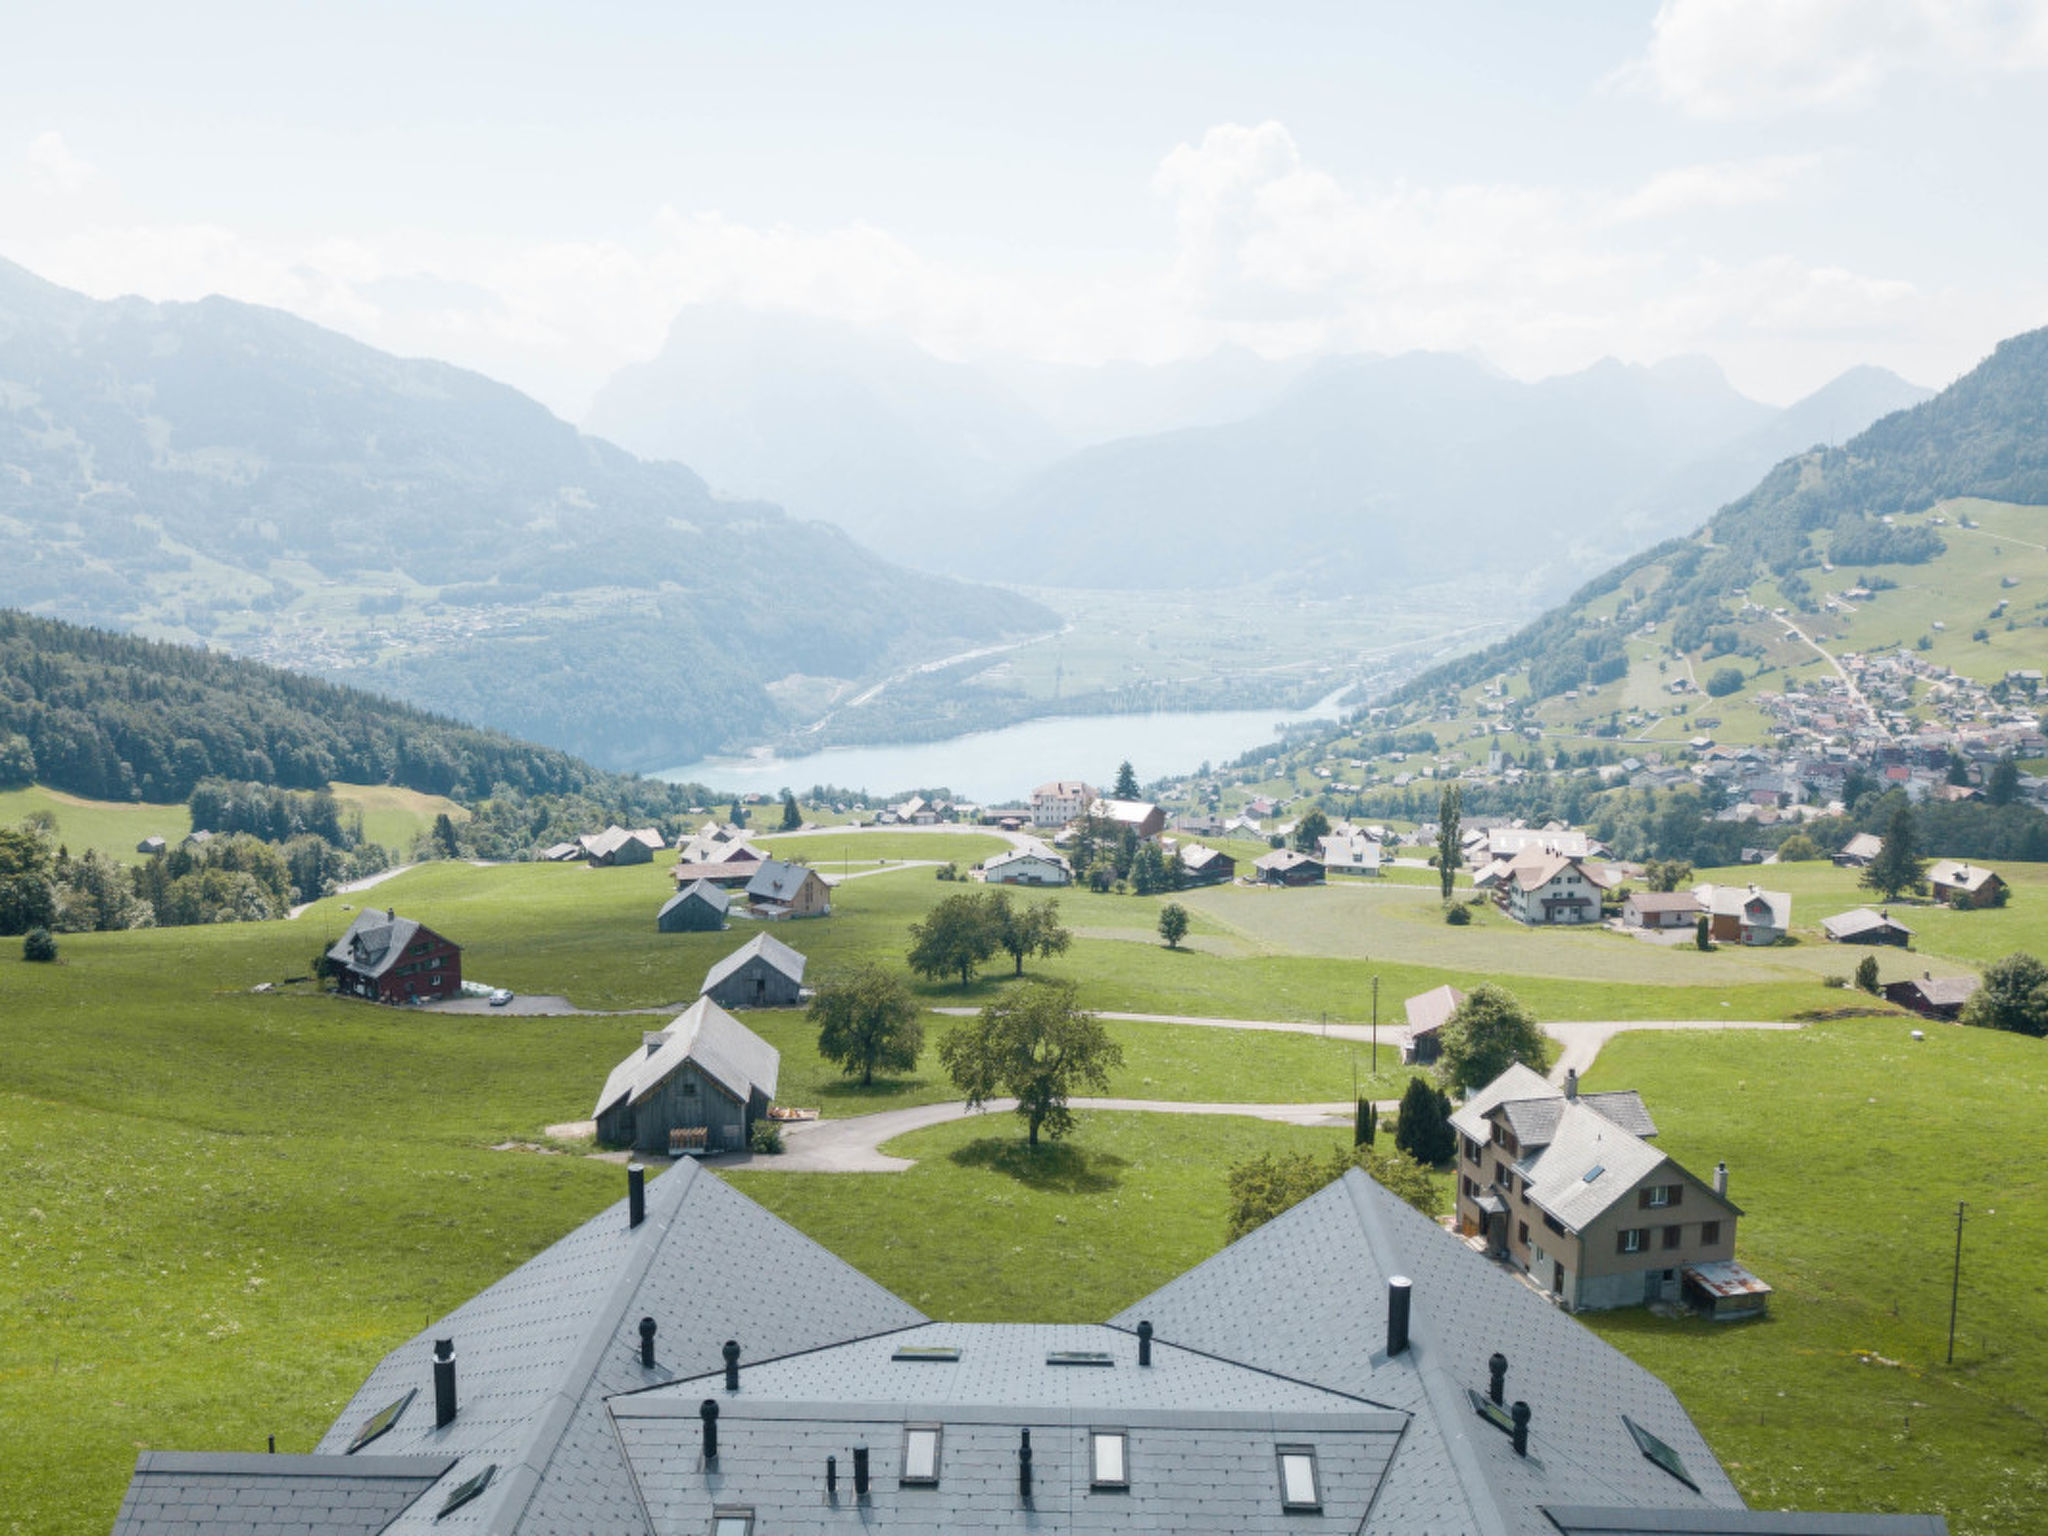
[1112,761,1140,800]
[1861,807,1928,901]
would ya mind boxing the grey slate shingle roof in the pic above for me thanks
[325,908,425,980]
[701,931,808,994]
[109,1452,456,1536]
[745,858,822,905]
[657,879,731,921]
[592,997,782,1119]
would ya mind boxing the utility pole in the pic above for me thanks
[1947,1201,1966,1365]
[1371,975,1380,1076]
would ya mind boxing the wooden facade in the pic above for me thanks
[326,909,463,1006]
[657,880,730,933]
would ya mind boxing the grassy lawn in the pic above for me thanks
[757,829,1013,865]
[0,784,192,863]
[327,781,469,853]
[1581,1020,2048,1536]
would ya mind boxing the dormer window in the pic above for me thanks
[1277,1446,1321,1511]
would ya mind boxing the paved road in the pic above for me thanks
[1540,1018,1803,1084]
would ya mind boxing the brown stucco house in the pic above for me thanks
[1451,1064,1756,1315]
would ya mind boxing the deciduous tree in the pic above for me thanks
[809,964,924,1085]
[1960,952,2048,1037]
[1293,808,1331,853]
[1158,902,1190,950]
[938,979,1123,1149]
[1436,984,1550,1094]
[906,891,1000,987]
[1436,784,1462,903]
[989,891,1071,976]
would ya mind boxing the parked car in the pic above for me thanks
[488,988,515,1007]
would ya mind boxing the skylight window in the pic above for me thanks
[709,1509,754,1536]
[436,1463,496,1520]
[1046,1349,1114,1367]
[1277,1446,1321,1511]
[1090,1430,1129,1489]
[892,1345,961,1362]
[1583,1164,1606,1183]
[1623,1415,1700,1491]
[346,1388,415,1454]
[901,1425,942,1484]
[1467,1389,1516,1436]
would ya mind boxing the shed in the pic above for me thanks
[1177,843,1237,886]
[701,931,809,1008]
[1397,984,1464,1065]
[136,835,167,855]
[1253,848,1325,886]
[1928,860,2007,909]
[657,879,731,933]
[579,826,663,867]
[1832,831,1884,867]
[1821,908,1913,946]
[1681,1260,1773,1320]
[1884,972,1980,1020]
[591,997,780,1156]
[745,858,832,918]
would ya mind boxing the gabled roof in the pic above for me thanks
[594,996,781,1117]
[657,879,731,919]
[1928,859,2001,892]
[984,842,1070,873]
[1694,884,1790,927]
[1403,983,1465,1038]
[110,1452,458,1536]
[1449,1062,1556,1144]
[1177,841,1233,871]
[1518,1102,1672,1230]
[1841,832,1884,859]
[1628,891,1703,914]
[325,908,430,980]
[1255,847,1322,872]
[1821,907,1912,940]
[744,857,821,904]
[701,930,808,994]
[307,1161,924,1535]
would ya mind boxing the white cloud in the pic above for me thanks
[23,130,95,195]
[1618,0,2048,117]
[1608,154,1822,223]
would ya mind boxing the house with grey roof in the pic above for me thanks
[700,931,808,1008]
[324,907,462,1006]
[1884,971,1981,1020]
[1254,847,1325,886]
[744,858,832,918]
[1927,859,2008,908]
[1451,1065,1754,1315]
[1821,908,1913,946]
[593,997,780,1156]
[1832,831,1884,867]
[1397,983,1465,1065]
[109,1160,1940,1535]
[657,879,731,933]
[580,826,666,866]
[1694,883,1791,945]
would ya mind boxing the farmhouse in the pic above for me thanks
[1396,983,1464,1065]
[324,908,462,1006]
[1832,831,1884,867]
[1499,850,1613,926]
[676,833,765,867]
[669,856,764,889]
[109,1163,1935,1535]
[982,842,1073,886]
[1621,890,1702,931]
[1319,830,1383,876]
[591,997,779,1156]
[745,857,832,918]
[1089,797,1167,839]
[656,879,731,933]
[701,931,808,1008]
[1253,847,1325,886]
[1030,779,1093,827]
[1821,908,1914,946]
[1884,972,1981,1020]
[1452,1065,1754,1315]
[1176,842,1237,886]
[579,825,665,866]
[1927,860,2007,908]
[1694,883,1791,945]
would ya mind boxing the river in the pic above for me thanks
[657,691,1349,803]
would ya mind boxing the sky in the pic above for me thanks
[4,0,2047,415]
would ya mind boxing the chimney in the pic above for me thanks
[387,907,396,920]
[433,1339,457,1428]
[1137,1320,1153,1366]
[1563,1068,1578,1102]
[1713,1161,1728,1198]
[1511,1400,1531,1457]
[853,1444,871,1498]
[1019,1428,1033,1499]
[723,1339,741,1392]
[639,1316,657,1369]
[1386,1275,1413,1356]
[1488,1352,1507,1406]
[699,1398,719,1461]
[826,1455,837,1498]
[628,1163,647,1228]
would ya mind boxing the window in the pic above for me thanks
[1543,1212,1567,1237]
[1464,1138,1480,1164]
[1645,1185,1670,1207]
[709,1510,755,1536]
[901,1425,941,1484]
[1623,1415,1701,1492]
[892,1345,960,1363]
[1517,1221,1529,1246]
[1701,1221,1722,1245]
[437,1463,496,1518]
[1090,1430,1129,1489]
[1663,1225,1682,1250]
[1046,1350,1114,1367]
[1618,1227,1646,1254]
[1276,1446,1321,1511]
[346,1388,415,1454]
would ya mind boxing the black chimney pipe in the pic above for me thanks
[628,1163,646,1228]
[433,1339,457,1428]
[1019,1428,1033,1499]
[639,1316,657,1368]
[1137,1320,1153,1366]
[1511,1400,1531,1457]
[723,1339,741,1392]
[853,1444,871,1497]
[826,1455,837,1498]
[1488,1351,1507,1405]
[699,1398,719,1461]
[1386,1275,1413,1356]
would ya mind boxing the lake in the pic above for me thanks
[657,692,1348,802]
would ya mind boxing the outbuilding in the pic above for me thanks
[1928,860,2007,909]
[744,858,832,918]
[1821,908,1913,946]
[591,997,779,1156]
[1253,848,1325,886]
[700,931,809,1008]
[657,879,731,933]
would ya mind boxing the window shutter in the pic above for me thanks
[1616,1229,1630,1254]
[1638,1188,1651,1210]
[1670,1184,1683,1207]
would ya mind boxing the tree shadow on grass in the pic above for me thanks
[947,1136,1127,1194]
[817,1076,934,1103]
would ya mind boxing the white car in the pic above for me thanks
[488,988,515,1007]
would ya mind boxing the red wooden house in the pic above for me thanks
[326,907,463,1005]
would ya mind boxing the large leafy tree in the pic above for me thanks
[1960,952,2048,1037]
[1293,808,1331,853]
[809,964,925,1085]
[1157,902,1190,950]
[938,979,1123,1149]
[0,824,57,936]
[906,891,1001,987]
[1437,983,1550,1094]
[1224,1143,1442,1241]
[1436,783,1463,902]
[1860,806,1928,902]
[987,891,1072,977]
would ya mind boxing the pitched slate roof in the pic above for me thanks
[110,1452,458,1536]
[657,880,730,921]
[1254,848,1322,873]
[1840,832,1884,860]
[325,908,427,980]
[1113,1170,1748,1535]
[1628,891,1702,915]
[593,997,780,1119]
[1821,908,1912,940]
[1449,1062,1556,1145]
[1403,983,1465,1038]
[1928,860,2001,893]
[701,931,808,994]
[745,858,822,905]
[1515,1102,1671,1231]
[307,1160,925,1536]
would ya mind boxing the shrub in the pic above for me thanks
[1823,975,1849,989]
[1706,666,1746,698]
[22,927,57,963]
[749,1121,785,1154]
[1695,915,1712,951]
[1443,902,1472,926]
[934,862,959,881]
[1854,955,1881,994]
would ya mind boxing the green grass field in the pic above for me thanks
[0,785,191,864]
[1582,1020,2048,1536]
[327,781,469,853]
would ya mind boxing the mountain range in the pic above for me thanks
[583,305,1930,598]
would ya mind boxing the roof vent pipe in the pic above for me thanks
[1564,1068,1578,1102]
[699,1398,718,1461]
[639,1316,657,1369]
[1713,1161,1728,1199]
[627,1163,646,1229]
[723,1339,741,1392]
[433,1339,457,1428]
[1488,1352,1507,1405]
[826,1455,837,1498]
[1511,1400,1531,1457]
[1019,1428,1033,1499]
[853,1444,871,1498]
[1137,1320,1153,1366]
[1386,1275,1413,1356]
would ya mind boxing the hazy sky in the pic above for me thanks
[5,0,2046,414]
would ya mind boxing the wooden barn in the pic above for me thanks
[1176,843,1237,886]
[1821,908,1914,946]
[324,908,462,1005]
[580,826,665,866]
[591,997,780,1156]
[657,879,731,933]
[701,931,809,1008]
[745,858,832,918]
[1254,848,1325,886]
[1928,860,2007,909]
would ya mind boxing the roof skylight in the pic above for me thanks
[1047,1349,1114,1367]
[1582,1164,1606,1182]
[892,1345,961,1362]
[436,1463,496,1519]
[346,1388,415,1454]
[1277,1446,1321,1511]
[1623,1415,1700,1491]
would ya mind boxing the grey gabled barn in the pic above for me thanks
[656,879,730,933]
[700,931,808,1008]
[591,997,780,1156]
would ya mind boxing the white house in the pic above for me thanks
[1030,780,1094,828]
[1694,884,1791,945]
[1500,850,1613,926]
[982,842,1073,886]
